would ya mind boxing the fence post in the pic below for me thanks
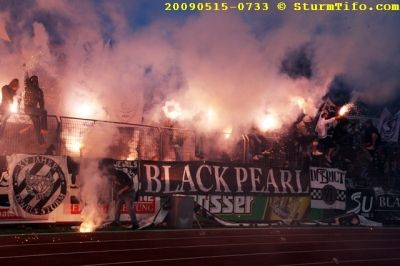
[242,134,248,163]
[158,127,163,161]
[56,116,61,156]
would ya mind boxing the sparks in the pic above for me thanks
[339,103,354,117]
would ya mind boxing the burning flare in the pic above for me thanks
[66,136,82,154]
[162,100,182,120]
[79,205,105,233]
[75,103,96,119]
[339,103,354,117]
[79,220,96,233]
[223,126,233,139]
[258,114,281,132]
[9,98,18,113]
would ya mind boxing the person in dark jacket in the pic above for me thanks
[363,119,381,156]
[111,169,139,229]
[100,159,139,229]
[24,75,47,145]
[0,79,19,137]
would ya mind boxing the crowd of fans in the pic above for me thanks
[250,108,400,191]
[1,73,399,192]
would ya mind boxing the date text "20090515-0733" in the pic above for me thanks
[165,2,270,12]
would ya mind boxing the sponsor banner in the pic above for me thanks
[265,196,310,221]
[193,195,269,221]
[194,195,254,215]
[346,189,375,219]
[310,167,346,210]
[69,196,157,215]
[139,161,309,196]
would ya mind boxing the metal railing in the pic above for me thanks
[58,117,199,161]
[0,113,59,155]
[1,113,287,164]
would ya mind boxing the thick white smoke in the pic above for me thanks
[1,1,399,132]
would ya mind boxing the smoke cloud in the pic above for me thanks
[1,0,399,130]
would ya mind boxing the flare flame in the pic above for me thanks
[339,103,354,117]
[9,99,18,113]
[258,114,281,132]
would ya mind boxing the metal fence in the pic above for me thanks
[58,117,198,161]
[0,113,59,155]
[1,114,286,164]
[159,127,196,161]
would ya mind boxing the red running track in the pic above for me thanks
[1,227,400,266]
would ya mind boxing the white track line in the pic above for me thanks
[1,226,397,236]
[80,247,400,266]
[0,226,398,238]
[0,232,397,248]
[0,240,399,260]
[280,257,400,265]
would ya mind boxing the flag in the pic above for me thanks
[378,108,400,143]
[319,98,337,115]
[310,167,347,210]
[7,154,70,219]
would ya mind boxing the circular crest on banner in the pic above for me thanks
[12,156,67,215]
[321,185,337,205]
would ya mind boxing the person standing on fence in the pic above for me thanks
[23,75,48,145]
[315,112,339,164]
[0,79,19,137]
[100,159,139,229]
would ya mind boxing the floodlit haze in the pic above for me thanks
[0,0,399,132]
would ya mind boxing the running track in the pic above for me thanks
[1,227,400,265]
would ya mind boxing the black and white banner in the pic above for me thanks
[114,159,139,191]
[310,167,346,210]
[373,188,400,224]
[7,154,71,218]
[139,161,310,196]
[346,189,375,219]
